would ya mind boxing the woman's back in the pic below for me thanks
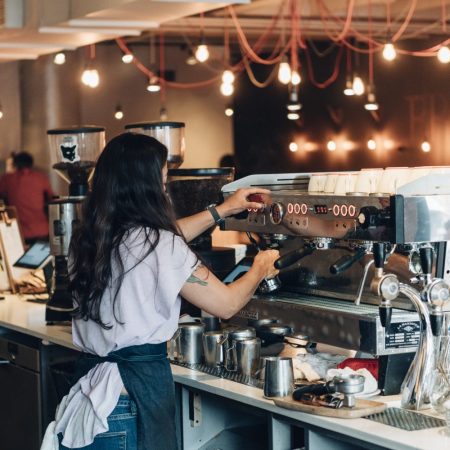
[73,228,197,355]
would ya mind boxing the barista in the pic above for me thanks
[44,133,279,450]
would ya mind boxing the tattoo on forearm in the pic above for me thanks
[187,274,208,286]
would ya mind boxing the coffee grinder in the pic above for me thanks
[45,126,105,323]
[124,121,185,168]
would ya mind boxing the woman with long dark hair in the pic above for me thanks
[41,133,279,450]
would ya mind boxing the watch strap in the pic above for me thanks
[206,204,223,225]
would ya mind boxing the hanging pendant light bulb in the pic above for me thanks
[81,45,99,88]
[287,112,300,121]
[185,48,197,66]
[195,43,209,63]
[327,140,337,151]
[222,70,235,84]
[289,142,298,152]
[81,68,100,88]
[278,57,292,85]
[122,54,133,64]
[367,138,377,150]
[382,42,397,61]
[286,86,302,112]
[220,82,234,96]
[53,52,66,65]
[114,105,124,120]
[364,88,379,111]
[421,140,431,152]
[437,46,450,64]
[159,107,168,120]
[225,106,234,117]
[291,70,301,86]
[0,103,3,119]
[343,76,355,96]
[146,75,161,93]
[352,74,365,96]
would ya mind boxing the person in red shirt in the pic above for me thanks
[0,151,55,244]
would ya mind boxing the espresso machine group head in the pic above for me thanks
[45,126,106,323]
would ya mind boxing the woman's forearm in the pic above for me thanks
[177,204,228,242]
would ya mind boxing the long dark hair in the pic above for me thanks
[69,132,180,328]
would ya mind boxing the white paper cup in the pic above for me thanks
[308,173,328,193]
[334,173,358,195]
[323,173,339,193]
[353,168,384,194]
[377,167,410,194]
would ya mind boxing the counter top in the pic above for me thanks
[171,364,450,450]
[1,294,449,450]
[0,294,75,349]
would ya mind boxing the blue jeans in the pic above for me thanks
[59,396,137,450]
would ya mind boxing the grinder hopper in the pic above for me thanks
[47,126,105,196]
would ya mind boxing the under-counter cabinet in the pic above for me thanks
[0,329,79,450]
[176,384,392,450]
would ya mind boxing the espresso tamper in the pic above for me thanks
[332,374,365,408]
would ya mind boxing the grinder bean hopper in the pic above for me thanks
[124,121,185,169]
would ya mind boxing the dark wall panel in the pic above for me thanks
[233,41,450,177]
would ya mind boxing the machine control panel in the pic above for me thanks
[229,191,394,241]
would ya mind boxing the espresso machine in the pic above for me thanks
[221,171,450,409]
[45,126,105,323]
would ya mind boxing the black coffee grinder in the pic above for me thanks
[166,168,237,279]
[45,126,105,323]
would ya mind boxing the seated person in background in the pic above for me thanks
[0,151,55,245]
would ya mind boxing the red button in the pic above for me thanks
[248,194,264,203]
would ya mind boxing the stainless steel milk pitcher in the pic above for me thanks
[169,322,205,364]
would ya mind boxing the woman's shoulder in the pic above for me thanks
[125,227,185,249]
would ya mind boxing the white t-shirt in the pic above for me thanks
[53,228,198,449]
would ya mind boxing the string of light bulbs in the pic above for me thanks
[62,0,449,126]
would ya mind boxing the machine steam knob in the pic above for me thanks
[357,206,381,229]
[424,279,449,336]
[378,274,399,329]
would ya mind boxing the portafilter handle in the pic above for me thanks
[245,232,282,293]
[329,248,367,275]
[274,246,315,270]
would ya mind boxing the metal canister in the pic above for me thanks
[219,327,256,371]
[169,322,205,364]
[232,337,261,377]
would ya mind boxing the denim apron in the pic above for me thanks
[74,343,178,450]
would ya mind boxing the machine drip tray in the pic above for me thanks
[365,407,447,431]
[170,360,264,389]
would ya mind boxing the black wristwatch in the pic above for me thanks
[206,204,224,225]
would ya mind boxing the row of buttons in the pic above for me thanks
[286,203,357,217]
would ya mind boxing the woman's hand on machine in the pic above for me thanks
[217,187,270,217]
[253,249,280,280]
